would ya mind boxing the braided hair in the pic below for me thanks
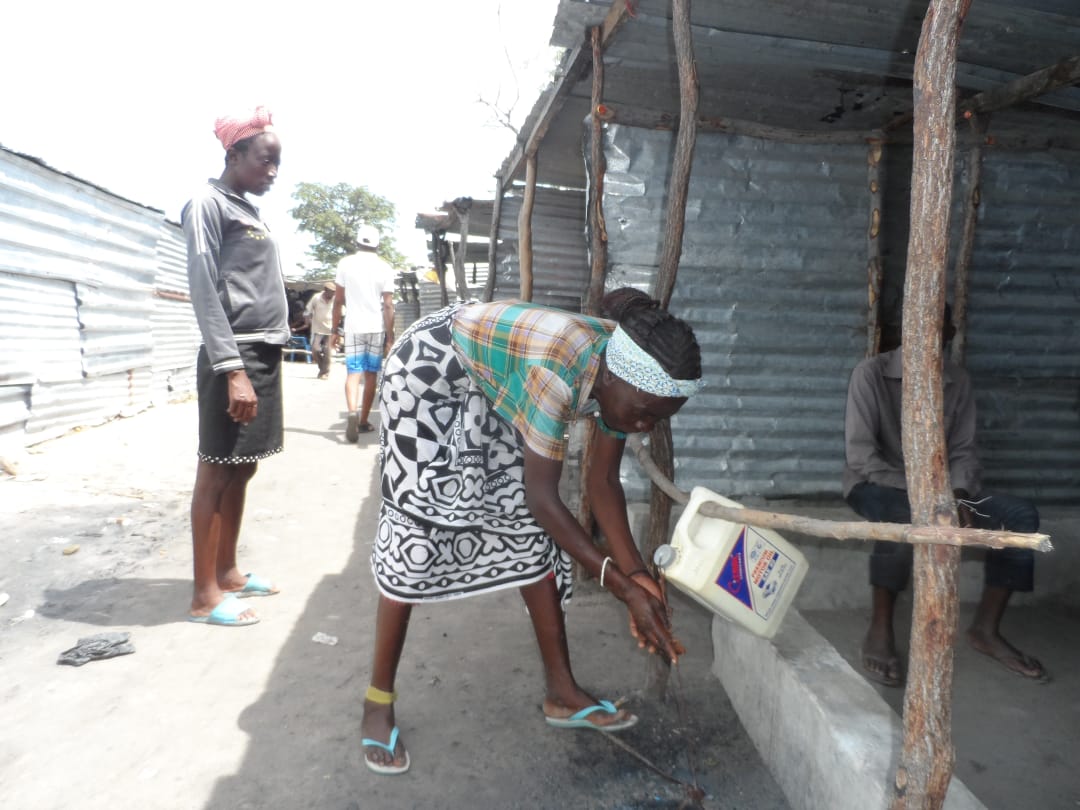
[599,288,702,382]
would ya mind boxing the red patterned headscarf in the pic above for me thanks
[214,106,274,150]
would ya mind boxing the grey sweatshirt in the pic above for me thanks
[182,179,289,374]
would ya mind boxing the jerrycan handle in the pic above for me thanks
[673,486,744,551]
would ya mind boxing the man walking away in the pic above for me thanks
[332,224,396,441]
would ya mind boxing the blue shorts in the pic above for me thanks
[345,332,384,373]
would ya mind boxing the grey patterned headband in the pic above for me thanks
[605,326,706,399]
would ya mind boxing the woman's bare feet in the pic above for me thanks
[542,687,637,730]
[188,593,258,625]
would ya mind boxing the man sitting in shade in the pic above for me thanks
[842,304,1047,687]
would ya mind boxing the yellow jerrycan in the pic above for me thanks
[653,486,808,639]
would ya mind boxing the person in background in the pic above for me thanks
[360,289,704,775]
[182,105,285,627]
[843,304,1046,686]
[305,282,337,379]
[331,225,396,441]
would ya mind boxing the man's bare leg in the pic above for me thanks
[861,585,902,687]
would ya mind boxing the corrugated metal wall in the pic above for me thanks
[151,222,199,403]
[0,148,198,449]
[416,264,492,318]
[958,148,1080,501]
[494,184,589,311]
[600,124,868,501]
[601,124,1080,503]
[877,145,1080,502]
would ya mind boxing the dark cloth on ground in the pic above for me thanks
[197,342,283,463]
[57,632,135,666]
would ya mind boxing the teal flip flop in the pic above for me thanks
[233,573,279,598]
[188,595,259,627]
[362,726,411,775]
[544,699,638,732]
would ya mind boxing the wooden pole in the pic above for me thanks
[518,152,537,302]
[577,24,612,565]
[646,0,699,568]
[960,54,1080,117]
[625,434,1051,552]
[484,177,503,303]
[654,0,699,310]
[886,54,1080,136]
[585,25,609,315]
[865,138,886,356]
[641,0,700,699]
[432,231,450,308]
[950,113,990,366]
[894,2,970,807]
[452,197,471,301]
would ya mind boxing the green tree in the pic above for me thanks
[289,182,407,278]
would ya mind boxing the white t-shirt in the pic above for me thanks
[334,250,396,334]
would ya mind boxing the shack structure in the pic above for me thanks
[424,3,1079,808]
[465,0,1080,507]
[0,146,198,452]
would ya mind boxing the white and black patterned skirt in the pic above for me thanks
[373,306,573,605]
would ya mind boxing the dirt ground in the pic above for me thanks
[0,360,791,810]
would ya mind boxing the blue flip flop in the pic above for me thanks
[233,573,279,598]
[188,595,259,627]
[544,699,639,732]
[362,726,411,775]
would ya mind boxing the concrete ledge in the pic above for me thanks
[711,609,986,810]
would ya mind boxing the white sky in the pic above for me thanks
[0,0,564,275]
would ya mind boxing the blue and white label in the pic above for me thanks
[715,526,799,620]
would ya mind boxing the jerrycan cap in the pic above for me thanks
[653,544,677,570]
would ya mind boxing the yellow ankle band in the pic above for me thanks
[366,685,397,705]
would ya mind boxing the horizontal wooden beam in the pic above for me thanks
[961,55,1080,116]
[625,435,1053,552]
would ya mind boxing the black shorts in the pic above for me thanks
[196,342,283,464]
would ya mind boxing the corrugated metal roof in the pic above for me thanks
[501,0,1080,189]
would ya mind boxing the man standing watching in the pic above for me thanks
[305,281,337,380]
[332,224,396,441]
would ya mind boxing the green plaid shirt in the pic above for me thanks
[451,300,623,460]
